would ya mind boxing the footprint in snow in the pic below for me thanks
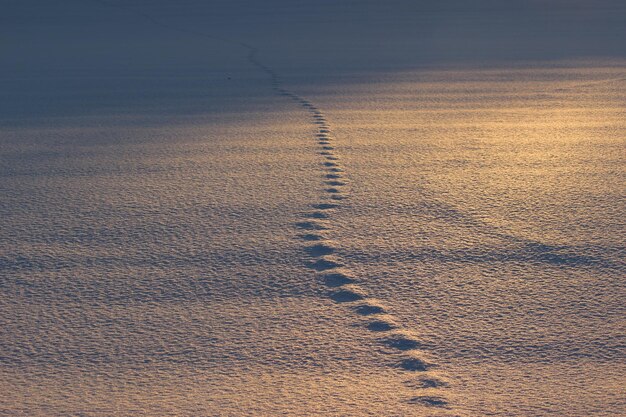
[308,257,342,271]
[305,243,335,257]
[398,357,433,372]
[296,221,328,231]
[312,203,339,210]
[367,319,396,332]
[322,272,356,287]
[354,303,386,316]
[306,211,330,219]
[381,334,421,351]
[407,396,449,408]
[299,233,324,241]
[330,288,365,303]
[405,377,449,389]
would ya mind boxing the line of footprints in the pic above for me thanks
[83,7,455,410]
[250,53,451,410]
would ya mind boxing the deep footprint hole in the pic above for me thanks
[296,221,328,231]
[306,211,329,219]
[398,358,432,372]
[322,272,355,287]
[305,244,335,257]
[299,234,324,241]
[330,289,364,303]
[312,203,339,210]
[367,320,395,332]
[382,336,420,351]
[409,378,449,389]
[407,396,448,408]
[355,304,385,315]
[309,258,342,271]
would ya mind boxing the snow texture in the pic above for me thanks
[1,0,625,415]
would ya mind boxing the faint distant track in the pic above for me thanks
[554,76,626,92]
[92,0,452,409]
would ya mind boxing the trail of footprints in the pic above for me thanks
[87,3,450,411]
[244,50,451,409]
[240,47,450,413]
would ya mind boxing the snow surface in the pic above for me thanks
[1,0,625,415]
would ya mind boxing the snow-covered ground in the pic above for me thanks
[1,1,625,415]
